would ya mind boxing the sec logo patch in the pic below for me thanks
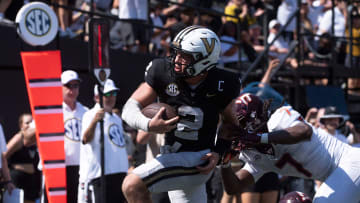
[166,83,180,96]
[16,2,58,46]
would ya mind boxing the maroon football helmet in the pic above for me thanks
[279,191,312,203]
[233,93,270,133]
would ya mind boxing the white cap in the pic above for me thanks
[61,70,81,84]
[103,79,119,94]
[269,19,280,29]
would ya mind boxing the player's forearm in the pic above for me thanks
[268,122,312,144]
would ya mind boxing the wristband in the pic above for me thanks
[260,133,269,144]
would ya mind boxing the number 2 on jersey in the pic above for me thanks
[175,105,204,141]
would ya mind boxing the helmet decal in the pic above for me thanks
[201,38,216,55]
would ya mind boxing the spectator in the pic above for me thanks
[242,58,286,110]
[52,0,70,31]
[306,0,327,33]
[219,21,261,72]
[345,121,360,147]
[318,106,348,143]
[4,113,38,203]
[110,0,149,53]
[0,123,15,195]
[245,0,265,25]
[82,79,128,203]
[149,1,168,56]
[276,0,298,42]
[61,70,88,203]
[316,0,347,63]
[167,7,195,41]
[267,19,289,61]
[121,26,240,203]
[161,0,185,17]
[248,23,264,52]
[78,84,100,203]
[223,0,250,30]
[219,93,360,202]
[316,0,346,38]
[159,7,195,56]
[219,21,241,69]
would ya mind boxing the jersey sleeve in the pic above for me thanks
[267,106,302,132]
[144,59,165,90]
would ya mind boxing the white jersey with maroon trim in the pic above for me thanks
[240,105,351,182]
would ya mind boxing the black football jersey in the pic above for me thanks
[145,58,241,152]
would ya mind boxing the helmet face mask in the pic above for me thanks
[170,47,197,78]
[170,26,221,78]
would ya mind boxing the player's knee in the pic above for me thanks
[122,174,145,196]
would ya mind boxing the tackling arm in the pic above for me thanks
[268,122,313,144]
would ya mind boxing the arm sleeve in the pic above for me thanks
[121,98,151,132]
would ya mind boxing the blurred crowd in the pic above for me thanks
[1,0,360,78]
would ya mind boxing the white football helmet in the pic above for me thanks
[171,26,221,77]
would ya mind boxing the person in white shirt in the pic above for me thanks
[78,85,100,203]
[306,0,327,32]
[276,0,298,42]
[318,106,348,143]
[219,93,360,203]
[61,70,89,203]
[316,0,346,38]
[81,79,128,203]
[267,19,290,62]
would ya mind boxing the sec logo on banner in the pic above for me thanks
[16,2,58,46]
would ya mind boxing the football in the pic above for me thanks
[141,103,177,120]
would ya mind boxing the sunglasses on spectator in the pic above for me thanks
[104,91,118,97]
[64,83,80,89]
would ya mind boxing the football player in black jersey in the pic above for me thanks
[121,26,241,202]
